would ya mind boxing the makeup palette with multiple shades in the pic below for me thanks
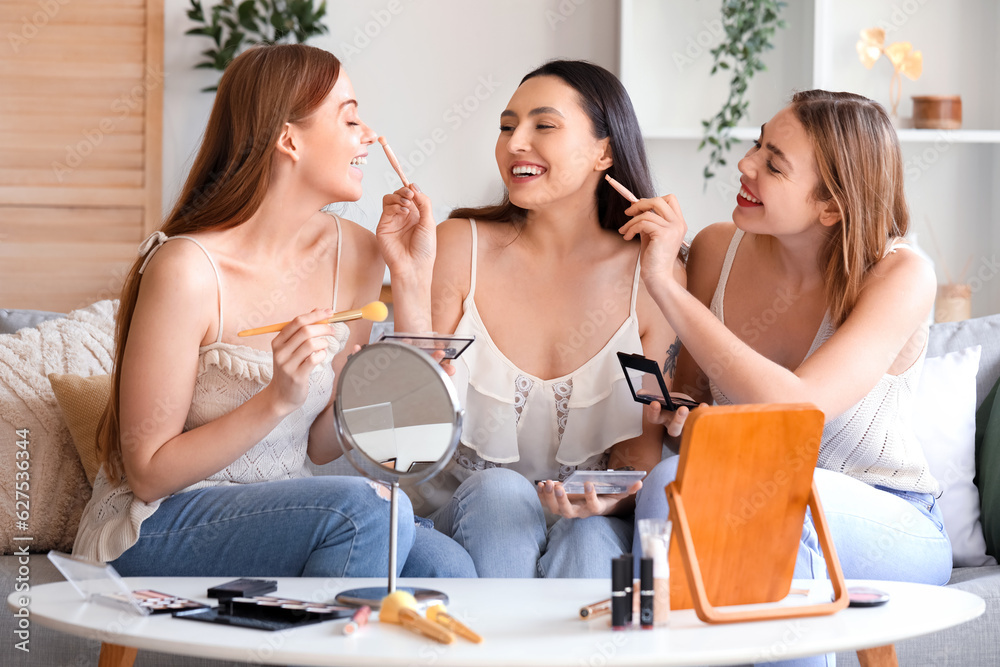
[174,595,354,631]
[102,589,209,614]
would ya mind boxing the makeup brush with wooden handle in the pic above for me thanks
[237,301,388,337]
[427,604,483,643]
[380,592,454,644]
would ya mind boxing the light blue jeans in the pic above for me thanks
[634,456,952,667]
[428,467,633,578]
[112,476,473,579]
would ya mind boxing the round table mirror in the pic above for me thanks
[332,341,463,609]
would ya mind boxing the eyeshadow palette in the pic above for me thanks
[173,595,354,631]
[100,589,210,614]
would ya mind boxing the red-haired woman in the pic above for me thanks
[73,44,474,578]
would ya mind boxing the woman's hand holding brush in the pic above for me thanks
[376,135,437,335]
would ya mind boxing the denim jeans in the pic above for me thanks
[112,476,414,578]
[428,467,633,578]
[401,518,478,578]
[634,456,952,667]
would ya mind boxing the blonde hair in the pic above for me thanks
[791,90,909,325]
[97,44,341,483]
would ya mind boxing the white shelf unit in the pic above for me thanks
[620,0,1000,317]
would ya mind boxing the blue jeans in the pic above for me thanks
[428,467,633,578]
[634,456,952,667]
[401,519,478,578]
[112,476,414,578]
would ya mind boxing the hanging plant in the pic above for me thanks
[699,0,786,184]
[186,0,329,92]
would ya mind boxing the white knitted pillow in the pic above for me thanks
[0,300,117,553]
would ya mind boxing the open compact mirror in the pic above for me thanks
[332,340,463,609]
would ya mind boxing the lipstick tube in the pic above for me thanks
[640,557,654,629]
[611,557,630,630]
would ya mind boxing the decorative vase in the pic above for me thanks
[935,283,972,322]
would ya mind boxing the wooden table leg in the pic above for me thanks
[98,642,138,667]
[857,644,898,667]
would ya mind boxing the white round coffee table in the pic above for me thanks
[8,577,984,666]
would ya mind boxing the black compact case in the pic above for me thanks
[207,578,278,599]
[617,352,700,411]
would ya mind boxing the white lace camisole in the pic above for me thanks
[428,219,644,495]
[73,218,351,562]
[708,228,938,495]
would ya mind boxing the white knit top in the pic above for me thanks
[708,229,938,495]
[73,221,350,562]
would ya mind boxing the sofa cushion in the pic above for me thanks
[917,346,995,566]
[976,374,1000,560]
[0,301,117,554]
[0,308,64,335]
[48,373,112,486]
[928,313,1000,410]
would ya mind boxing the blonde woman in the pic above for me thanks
[630,90,950,666]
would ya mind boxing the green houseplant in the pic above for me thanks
[186,0,329,92]
[699,0,786,184]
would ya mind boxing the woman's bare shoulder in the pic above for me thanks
[335,214,378,256]
[131,237,218,340]
[436,217,473,249]
[686,222,738,302]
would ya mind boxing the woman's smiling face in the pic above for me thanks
[495,75,611,211]
[291,72,377,203]
[734,106,831,237]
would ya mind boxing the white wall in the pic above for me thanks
[163,0,999,315]
[163,0,620,230]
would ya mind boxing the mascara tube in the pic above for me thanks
[640,557,654,629]
[611,557,630,630]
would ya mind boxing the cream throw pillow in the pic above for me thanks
[0,300,117,554]
[48,373,110,487]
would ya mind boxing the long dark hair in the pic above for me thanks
[450,60,654,232]
[97,44,341,484]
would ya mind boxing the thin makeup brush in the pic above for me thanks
[378,136,410,187]
[606,174,690,250]
[237,301,388,337]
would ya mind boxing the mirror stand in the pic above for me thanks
[331,341,464,611]
[334,481,449,609]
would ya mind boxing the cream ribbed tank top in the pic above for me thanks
[74,219,350,562]
[708,228,938,495]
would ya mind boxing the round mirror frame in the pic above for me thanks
[333,340,464,486]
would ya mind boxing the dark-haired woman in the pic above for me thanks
[417,60,683,577]
[72,44,474,578]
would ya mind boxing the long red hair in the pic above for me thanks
[97,44,341,483]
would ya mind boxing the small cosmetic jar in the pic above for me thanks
[911,95,962,130]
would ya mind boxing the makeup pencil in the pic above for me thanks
[605,174,690,250]
[379,136,410,186]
